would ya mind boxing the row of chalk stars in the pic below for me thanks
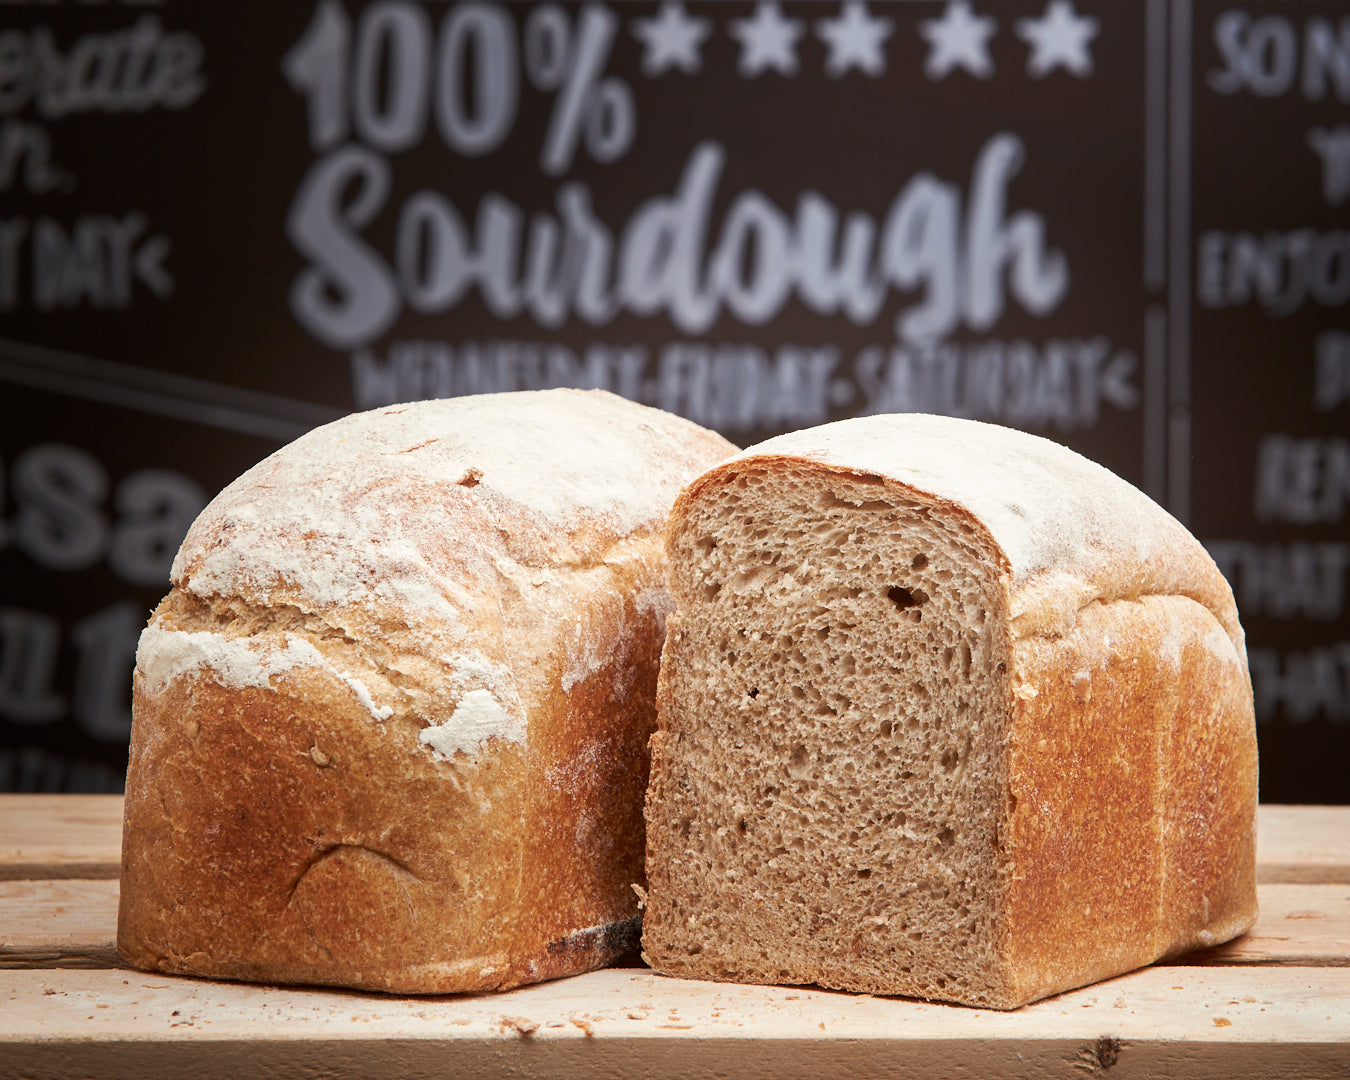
[634,0,1101,80]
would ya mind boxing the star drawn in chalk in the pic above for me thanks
[815,1,895,78]
[1016,0,1100,78]
[730,2,806,78]
[920,1,998,80]
[632,2,712,77]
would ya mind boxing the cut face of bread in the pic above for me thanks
[647,464,1014,1003]
[643,415,1257,1009]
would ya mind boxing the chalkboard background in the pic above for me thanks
[1,1,1346,802]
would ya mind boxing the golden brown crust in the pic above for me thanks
[118,391,736,993]
[1003,595,1257,1007]
[120,554,663,993]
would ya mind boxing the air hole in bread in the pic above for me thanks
[888,586,918,610]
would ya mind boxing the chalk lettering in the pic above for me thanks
[1206,540,1350,621]
[348,337,841,435]
[1309,126,1350,206]
[1304,17,1350,101]
[289,134,1068,350]
[284,0,520,159]
[350,339,647,409]
[11,444,107,572]
[0,120,67,195]
[0,17,205,119]
[1249,643,1350,723]
[1209,13,1350,102]
[1197,229,1350,315]
[4,447,202,586]
[282,1,351,150]
[0,608,64,725]
[288,147,399,349]
[26,213,172,311]
[855,336,1135,431]
[106,469,206,588]
[352,2,433,154]
[653,342,840,432]
[1254,435,1350,524]
[1316,330,1350,410]
[70,602,138,742]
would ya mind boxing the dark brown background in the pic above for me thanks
[1,1,1345,800]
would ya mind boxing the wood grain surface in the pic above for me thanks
[1,798,1347,1079]
[0,796,122,880]
[5,878,1346,971]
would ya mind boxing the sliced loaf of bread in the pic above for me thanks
[642,414,1257,1008]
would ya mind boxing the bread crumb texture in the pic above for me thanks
[643,414,1257,1009]
[119,390,735,994]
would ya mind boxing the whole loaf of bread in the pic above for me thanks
[119,389,735,993]
[643,413,1257,1009]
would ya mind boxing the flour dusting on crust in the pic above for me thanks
[419,688,521,759]
[136,626,395,722]
[146,389,736,761]
[173,390,731,629]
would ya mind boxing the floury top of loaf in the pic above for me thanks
[643,413,1257,1009]
[120,390,736,994]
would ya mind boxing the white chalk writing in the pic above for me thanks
[0,120,68,195]
[0,602,140,747]
[855,336,1136,430]
[0,214,174,311]
[289,133,1068,351]
[1250,644,1350,723]
[0,17,205,119]
[0,608,64,725]
[285,2,633,173]
[3,444,205,585]
[1254,435,1350,524]
[1197,229,1350,316]
[350,337,842,435]
[351,339,648,409]
[70,602,138,742]
[1209,13,1350,101]
[1309,125,1350,206]
[1316,330,1350,411]
[652,342,839,432]
[1207,540,1350,621]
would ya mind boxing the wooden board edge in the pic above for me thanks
[2,1036,1348,1080]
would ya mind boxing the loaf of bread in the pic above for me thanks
[118,389,735,993]
[642,413,1257,1009]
